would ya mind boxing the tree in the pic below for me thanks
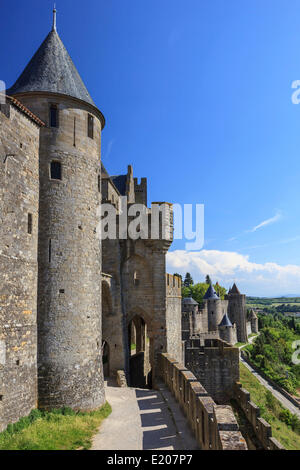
[214,283,227,300]
[182,281,227,303]
[184,272,194,288]
[205,275,212,285]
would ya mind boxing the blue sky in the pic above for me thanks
[2,0,300,296]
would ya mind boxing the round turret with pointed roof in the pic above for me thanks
[203,284,219,300]
[182,295,198,305]
[7,8,104,126]
[219,313,233,327]
[229,283,240,295]
[249,309,258,319]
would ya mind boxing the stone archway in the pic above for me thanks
[128,313,152,388]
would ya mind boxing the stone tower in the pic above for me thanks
[249,309,258,334]
[182,296,200,339]
[8,9,105,410]
[226,283,247,343]
[204,285,224,332]
[218,313,237,345]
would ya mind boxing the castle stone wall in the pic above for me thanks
[0,101,41,431]
[185,339,240,403]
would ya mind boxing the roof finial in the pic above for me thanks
[52,4,57,32]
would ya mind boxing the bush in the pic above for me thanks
[279,409,300,433]
[265,390,277,411]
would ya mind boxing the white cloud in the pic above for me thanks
[249,212,282,233]
[167,249,300,296]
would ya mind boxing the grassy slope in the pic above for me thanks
[0,402,111,451]
[239,363,300,450]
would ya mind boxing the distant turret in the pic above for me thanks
[249,309,258,334]
[204,285,224,331]
[182,296,200,339]
[218,313,237,345]
[225,283,247,343]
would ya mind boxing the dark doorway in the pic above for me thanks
[128,315,152,388]
[102,341,110,378]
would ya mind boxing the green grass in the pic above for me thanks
[0,402,111,450]
[239,362,300,450]
[131,343,136,350]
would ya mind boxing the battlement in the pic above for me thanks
[158,353,247,450]
[166,273,182,297]
[134,177,147,205]
[233,382,284,450]
[185,338,240,403]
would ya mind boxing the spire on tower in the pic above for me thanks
[52,4,57,32]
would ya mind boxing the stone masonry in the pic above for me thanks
[0,97,43,431]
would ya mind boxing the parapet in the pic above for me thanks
[233,383,284,450]
[158,353,247,450]
[134,177,147,206]
[166,273,182,297]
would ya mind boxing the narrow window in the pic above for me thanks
[16,360,20,366]
[88,114,94,139]
[50,105,58,128]
[59,289,65,294]
[98,175,101,192]
[0,395,3,401]
[50,161,62,180]
[133,271,140,287]
[49,239,52,263]
[27,213,32,234]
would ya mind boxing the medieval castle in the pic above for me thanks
[182,283,258,347]
[1,11,281,451]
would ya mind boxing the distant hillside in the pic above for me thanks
[246,296,300,308]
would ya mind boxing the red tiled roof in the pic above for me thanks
[6,95,45,127]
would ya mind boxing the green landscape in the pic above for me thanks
[243,313,300,396]
[238,363,300,450]
[246,296,300,310]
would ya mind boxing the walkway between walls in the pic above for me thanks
[91,380,199,450]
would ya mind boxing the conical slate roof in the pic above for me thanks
[182,295,198,305]
[219,313,233,327]
[230,283,241,295]
[249,309,257,319]
[203,284,219,300]
[8,28,95,106]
